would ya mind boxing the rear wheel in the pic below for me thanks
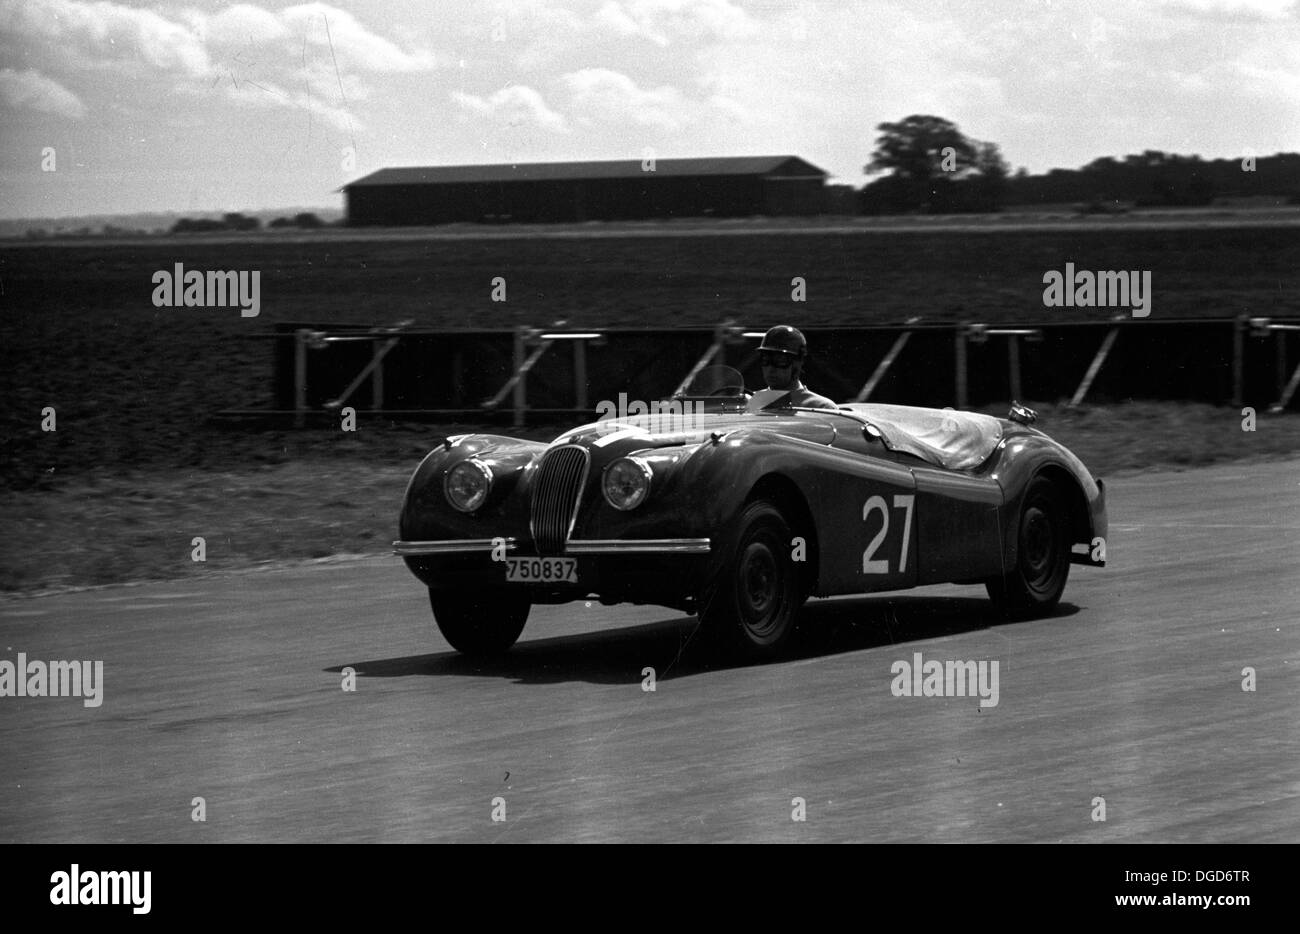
[986,476,1071,618]
[429,589,530,656]
[700,500,805,659]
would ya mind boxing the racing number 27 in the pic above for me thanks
[862,494,914,574]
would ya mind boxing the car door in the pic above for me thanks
[909,466,1005,584]
[793,446,919,596]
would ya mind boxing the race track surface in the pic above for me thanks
[1,459,1296,843]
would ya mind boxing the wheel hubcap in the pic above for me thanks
[1022,504,1056,589]
[739,540,782,637]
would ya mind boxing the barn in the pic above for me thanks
[342,156,829,226]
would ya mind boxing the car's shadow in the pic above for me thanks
[328,596,1080,687]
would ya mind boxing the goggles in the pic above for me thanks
[759,350,797,368]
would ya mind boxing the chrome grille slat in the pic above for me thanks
[530,445,590,555]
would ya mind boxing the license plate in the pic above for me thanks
[504,557,577,583]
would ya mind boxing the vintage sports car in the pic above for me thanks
[396,367,1107,659]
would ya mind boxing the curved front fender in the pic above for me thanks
[990,429,1108,567]
[398,434,546,542]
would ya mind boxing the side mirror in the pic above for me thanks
[1008,401,1038,425]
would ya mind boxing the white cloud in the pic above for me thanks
[594,2,653,41]
[452,85,568,132]
[0,0,433,136]
[208,79,358,134]
[190,4,290,47]
[0,0,212,75]
[0,67,85,118]
[1155,0,1296,19]
[0,1,437,77]
[279,3,437,73]
[593,0,758,45]
[561,68,690,130]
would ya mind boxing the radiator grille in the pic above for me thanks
[530,445,590,555]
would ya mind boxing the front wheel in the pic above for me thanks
[429,590,530,656]
[986,476,1071,618]
[700,500,805,659]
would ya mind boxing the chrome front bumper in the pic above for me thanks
[393,538,712,556]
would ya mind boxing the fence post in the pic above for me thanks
[573,338,588,411]
[955,322,968,409]
[372,339,385,411]
[512,326,526,428]
[1008,334,1021,402]
[1232,315,1245,409]
[854,318,918,402]
[294,329,308,428]
[1069,325,1121,408]
[1278,326,1288,397]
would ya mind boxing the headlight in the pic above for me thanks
[603,457,651,511]
[445,459,492,512]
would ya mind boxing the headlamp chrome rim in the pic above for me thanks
[602,457,653,511]
[444,458,493,513]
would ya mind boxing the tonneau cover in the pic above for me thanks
[840,403,1004,471]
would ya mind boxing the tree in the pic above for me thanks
[222,212,260,231]
[861,116,1010,213]
[966,141,1009,210]
[973,142,1009,181]
[865,114,977,185]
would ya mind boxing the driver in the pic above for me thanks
[758,325,837,410]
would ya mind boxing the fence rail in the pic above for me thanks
[215,315,1298,425]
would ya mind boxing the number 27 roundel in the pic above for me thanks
[861,494,915,577]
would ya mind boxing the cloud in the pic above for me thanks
[0,0,212,75]
[1155,0,1296,19]
[183,78,359,134]
[451,85,568,132]
[593,0,758,45]
[0,0,434,135]
[560,68,689,130]
[0,0,437,76]
[0,67,86,118]
[277,3,437,73]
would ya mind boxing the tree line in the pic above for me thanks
[860,114,1300,214]
[170,212,325,233]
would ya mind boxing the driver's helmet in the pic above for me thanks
[758,325,807,364]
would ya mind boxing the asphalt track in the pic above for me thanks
[1,459,1297,843]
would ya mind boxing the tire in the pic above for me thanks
[986,475,1071,618]
[700,500,805,659]
[429,589,530,657]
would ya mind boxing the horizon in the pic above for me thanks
[8,146,1298,228]
[2,0,1297,221]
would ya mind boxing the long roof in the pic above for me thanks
[343,156,827,188]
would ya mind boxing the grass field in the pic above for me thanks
[3,220,1298,489]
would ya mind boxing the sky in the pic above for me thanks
[0,0,1297,219]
